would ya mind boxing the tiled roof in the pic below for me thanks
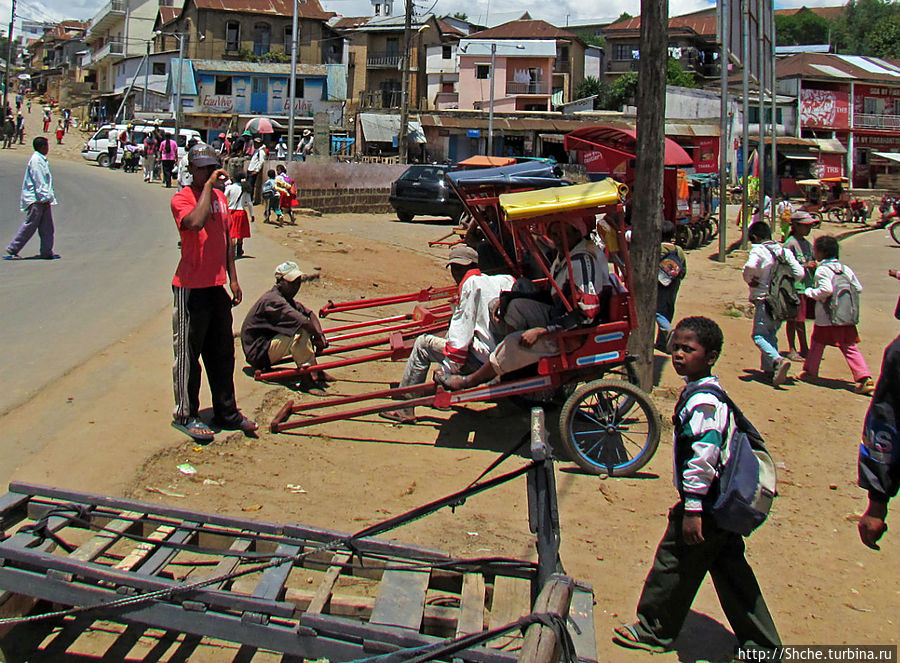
[775,5,845,22]
[437,18,464,37]
[605,7,717,39]
[332,16,369,29]
[158,6,179,26]
[191,0,333,20]
[467,19,582,43]
[777,52,900,84]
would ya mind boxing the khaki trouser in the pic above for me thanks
[268,331,315,368]
[489,298,558,375]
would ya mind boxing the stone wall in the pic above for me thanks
[299,187,393,214]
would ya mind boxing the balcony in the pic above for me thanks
[505,81,550,96]
[855,113,900,130]
[434,91,458,109]
[367,51,402,68]
[81,38,125,68]
[554,60,570,74]
[87,0,126,38]
[359,89,402,109]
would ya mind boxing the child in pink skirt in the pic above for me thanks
[800,235,874,395]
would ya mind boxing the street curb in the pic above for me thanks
[835,224,881,243]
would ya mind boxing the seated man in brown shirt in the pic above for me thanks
[241,261,331,392]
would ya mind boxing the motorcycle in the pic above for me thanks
[879,196,900,245]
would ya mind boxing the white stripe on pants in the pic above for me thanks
[172,286,192,422]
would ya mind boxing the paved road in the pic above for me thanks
[841,223,900,329]
[0,151,179,414]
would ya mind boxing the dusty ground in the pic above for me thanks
[2,102,898,662]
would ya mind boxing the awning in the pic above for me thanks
[811,138,847,154]
[538,133,565,143]
[564,126,694,168]
[359,113,425,144]
[782,153,818,161]
[873,151,900,163]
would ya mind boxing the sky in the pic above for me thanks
[1,0,841,36]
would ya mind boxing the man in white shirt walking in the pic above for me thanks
[4,136,60,260]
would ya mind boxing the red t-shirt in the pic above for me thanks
[171,187,230,289]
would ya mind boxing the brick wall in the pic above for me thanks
[298,187,393,213]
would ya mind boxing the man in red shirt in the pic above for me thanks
[170,144,257,441]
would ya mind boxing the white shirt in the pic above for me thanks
[248,146,267,173]
[742,241,804,302]
[177,152,192,187]
[442,271,515,372]
[275,142,287,159]
[804,259,863,326]
[21,151,56,211]
[224,182,244,211]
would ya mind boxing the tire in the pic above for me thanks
[688,224,701,249]
[97,154,109,168]
[827,207,849,224]
[558,379,661,477]
[675,224,691,248]
[707,216,719,240]
[890,221,900,246]
[397,212,414,223]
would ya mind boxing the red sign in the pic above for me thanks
[854,84,900,114]
[800,88,850,129]
[583,150,608,173]
[816,153,844,179]
[693,136,719,174]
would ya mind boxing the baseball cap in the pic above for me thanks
[790,210,817,224]
[446,245,479,267]
[187,143,219,168]
[275,261,304,282]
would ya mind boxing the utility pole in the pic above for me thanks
[488,42,496,156]
[398,0,412,163]
[174,34,184,137]
[717,0,730,262]
[3,0,17,113]
[288,0,299,158]
[629,0,668,390]
[757,0,766,220]
[142,40,149,113]
[741,0,750,248]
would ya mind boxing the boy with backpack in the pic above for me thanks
[612,316,781,659]
[656,220,687,352]
[743,221,805,386]
[800,235,874,395]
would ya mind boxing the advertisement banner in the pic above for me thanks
[694,137,719,173]
[816,153,844,179]
[800,88,850,129]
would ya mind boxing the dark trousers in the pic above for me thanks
[7,202,54,257]
[162,160,175,187]
[633,506,781,656]
[172,286,242,427]
[246,171,259,204]
[107,146,117,168]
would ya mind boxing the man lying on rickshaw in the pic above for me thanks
[435,215,615,391]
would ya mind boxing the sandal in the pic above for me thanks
[433,369,467,391]
[855,378,875,396]
[611,624,666,654]
[172,418,215,442]
[213,414,259,435]
[379,409,416,424]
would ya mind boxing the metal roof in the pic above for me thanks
[190,59,326,76]
[192,0,333,20]
[778,52,900,84]
[458,39,557,58]
[359,113,425,143]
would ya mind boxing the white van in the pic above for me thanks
[82,124,202,168]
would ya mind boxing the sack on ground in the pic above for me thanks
[826,265,860,326]
[765,245,800,321]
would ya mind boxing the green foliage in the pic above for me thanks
[833,0,900,54]
[574,76,605,102]
[775,9,831,45]
[574,29,605,49]
[666,57,697,88]
[602,71,638,110]
[452,12,468,21]
[233,46,289,63]
[862,14,900,57]
[616,11,633,22]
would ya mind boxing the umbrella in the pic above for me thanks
[17,73,31,80]
[244,117,276,134]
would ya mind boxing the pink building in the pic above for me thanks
[457,39,557,113]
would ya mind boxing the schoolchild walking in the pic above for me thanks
[612,316,781,660]
[262,169,282,226]
[800,235,874,395]
[225,174,251,258]
[782,211,818,361]
[743,221,804,386]
[275,164,296,224]
[655,220,687,352]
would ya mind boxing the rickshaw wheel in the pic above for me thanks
[675,224,692,248]
[889,220,900,245]
[827,207,849,223]
[708,216,719,239]
[558,379,661,477]
[687,225,701,249]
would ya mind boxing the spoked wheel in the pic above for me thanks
[558,379,661,477]
[827,207,849,223]
[675,224,692,248]
[890,221,900,246]
[707,216,719,240]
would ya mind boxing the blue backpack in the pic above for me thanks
[677,383,778,536]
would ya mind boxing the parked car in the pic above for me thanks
[389,164,465,223]
[82,124,201,168]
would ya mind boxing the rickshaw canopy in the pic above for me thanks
[498,179,627,221]
[563,126,694,170]
[455,155,516,168]
[446,160,564,188]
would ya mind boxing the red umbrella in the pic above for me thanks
[244,117,275,134]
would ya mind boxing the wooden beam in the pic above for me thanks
[519,575,573,663]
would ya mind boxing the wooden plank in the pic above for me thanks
[200,536,252,591]
[248,543,301,600]
[519,575,573,663]
[456,573,486,637]
[369,568,430,631]
[135,521,200,578]
[69,511,143,564]
[0,591,38,640]
[568,585,598,663]
[114,525,175,573]
[306,551,350,614]
[488,575,531,632]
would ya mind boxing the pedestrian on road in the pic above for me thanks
[4,137,60,261]
[107,125,119,169]
[27,99,31,114]
[142,131,158,182]
[159,132,178,188]
[15,93,22,112]
[15,112,24,144]
[178,137,200,189]
[224,174,251,258]
[246,137,266,204]
[42,108,50,133]
[2,115,14,149]
[782,211,818,361]
[742,221,804,387]
[63,108,71,133]
[275,137,287,160]
[55,119,64,145]
[169,143,257,442]
[656,220,687,352]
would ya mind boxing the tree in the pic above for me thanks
[863,14,900,57]
[833,0,900,54]
[452,12,468,21]
[616,11,633,22]
[775,9,831,45]
[573,76,605,101]
[666,57,697,88]
[603,71,639,110]
[574,29,605,49]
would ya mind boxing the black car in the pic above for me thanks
[389,164,465,223]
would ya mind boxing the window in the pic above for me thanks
[442,45,451,59]
[441,82,454,93]
[284,25,292,49]
[476,64,490,79]
[152,62,166,75]
[863,97,879,115]
[214,76,232,95]
[252,77,268,95]
[558,45,569,61]
[225,21,240,51]
[386,37,399,58]
[253,22,271,56]
[613,44,632,61]
[292,78,305,98]
[893,98,900,115]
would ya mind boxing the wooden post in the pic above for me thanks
[628,0,669,390]
[519,574,574,663]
